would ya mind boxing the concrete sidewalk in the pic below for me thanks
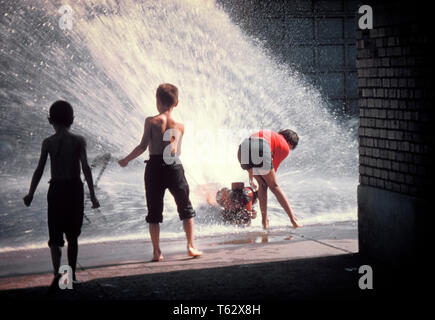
[0,237,357,292]
[0,237,393,301]
[0,223,421,302]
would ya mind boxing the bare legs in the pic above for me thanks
[254,170,301,229]
[50,245,62,276]
[149,218,202,261]
[254,175,269,229]
[67,237,78,280]
[183,218,203,257]
[49,237,79,281]
[149,223,163,261]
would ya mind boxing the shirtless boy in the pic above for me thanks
[23,100,100,284]
[118,83,202,261]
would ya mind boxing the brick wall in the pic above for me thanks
[217,0,360,115]
[356,1,432,199]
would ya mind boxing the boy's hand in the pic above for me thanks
[91,195,100,209]
[23,194,33,207]
[118,158,128,167]
[249,178,258,190]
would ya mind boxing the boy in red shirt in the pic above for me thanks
[237,129,301,229]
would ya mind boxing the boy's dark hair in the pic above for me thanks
[278,129,299,149]
[49,100,74,127]
[156,83,178,108]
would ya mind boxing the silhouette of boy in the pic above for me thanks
[23,100,100,284]
[118,84,202,261]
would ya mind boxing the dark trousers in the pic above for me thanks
[144,155,196,223]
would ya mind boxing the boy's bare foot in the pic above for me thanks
[152,255,163,262]
[262,218,269,229]
[152,250,163,262]
[46,274,62,296]
[291,218,302,229]
[187,247,203,258]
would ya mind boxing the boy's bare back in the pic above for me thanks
[44,130,85,180]
[147,113,184,156]
[23,100,99,209]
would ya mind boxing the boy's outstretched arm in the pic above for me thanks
[23,139,49,206]
[79,137,100,209]
[248,168,257,189]
[118,117,151,167]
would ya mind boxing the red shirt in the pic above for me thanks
[251,130,290,171]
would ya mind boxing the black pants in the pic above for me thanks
[144,155,196,223]
[47,179,84,247]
